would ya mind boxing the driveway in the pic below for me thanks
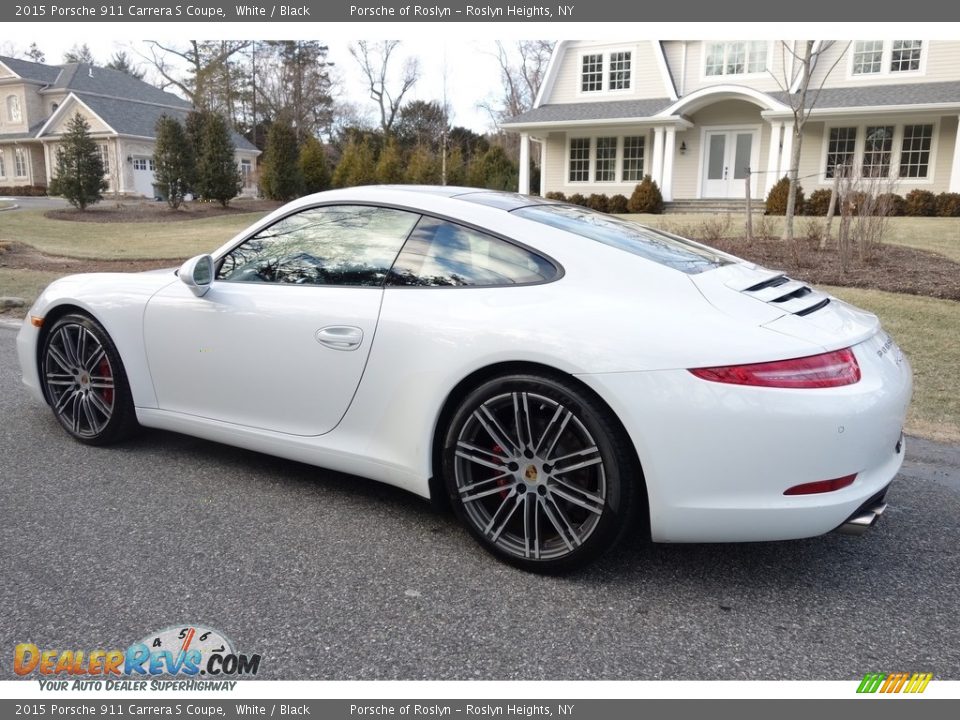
[0,195,71,211]
[1,323,958,680]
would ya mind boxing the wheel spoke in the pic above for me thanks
[86,389,112,417]
[552,454,603,476]
[69,394,82,434]
[512,392,534,451]
[539,408,572,461]
[83,347,106,374]
[47,345,73,374]
[79,395,98,433]
[474,406,518,456]
[523,492,540,559]
[61,327,81,368]
[455,441,507,471]
[77,328,88,369]
[53,387,75,414]
[484,490,522,541]
[539,494,577,551]
[460,478,512,504]
[45,372,75,386]
[548,479,605,515]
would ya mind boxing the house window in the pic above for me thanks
[891,40,923,72]
[852,41,884,75]
[569,138,590,182]
[240,159,253,187]
[825,127,857,179]
[899,124,934,178]
[594,138,617,182]
[14,147,28,177]
[705,41,767,77]
[98,144,110,174]
[609,52,631,91]
[133,158,155,171]
[853,40,924,75]
[7,95,22,123]
[581,54,603,92]
[862,126,894,177]
[622,136,645,182]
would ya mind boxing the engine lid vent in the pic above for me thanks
[731,272,831,316]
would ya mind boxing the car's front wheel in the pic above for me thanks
[40,313,139,445]
[443,373,640,573]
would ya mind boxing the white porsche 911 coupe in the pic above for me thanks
[17,186,912,572]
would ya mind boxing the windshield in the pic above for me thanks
[512,204,733,275]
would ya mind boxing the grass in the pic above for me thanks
[0,208,269,260]
[621,213,960,262]
[0,268,64,308]
[824,286,960,444]
[0,200,15,210]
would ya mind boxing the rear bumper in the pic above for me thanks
[578,332,912,543]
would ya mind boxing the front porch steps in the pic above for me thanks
[664,199,765,214]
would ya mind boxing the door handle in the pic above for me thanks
[315,326,363,351]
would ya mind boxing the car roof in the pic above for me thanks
[332,185,561,212]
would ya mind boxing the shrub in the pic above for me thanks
[904,188,937,216]
[54,113,108,210]
[876,193,905,217]
[586,193,609,212]
[627,175,664,214]
[544,191,566,201]
[806,188,834,216]
[607,194,629,214]
[260,120,302,201]
[300,136,332,194]
[764,176,804,215]
[935,192,960,217]
[153,114,194,209]
[567,193,588,207]
[3,184,47,196]
[192,112,243,207]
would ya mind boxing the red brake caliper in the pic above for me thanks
[98,357,113,406]
[492,444,510,499]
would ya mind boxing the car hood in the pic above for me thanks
[690,262,880,352]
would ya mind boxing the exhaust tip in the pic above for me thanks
[837,501,888,536]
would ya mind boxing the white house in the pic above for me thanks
[502,40,960,202]
[0,55,260,197]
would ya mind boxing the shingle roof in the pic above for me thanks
[51,63,191,109]
[783,80,960,109]
[503,98,674,125]
[52,95,257,151]
[0,55,61,83]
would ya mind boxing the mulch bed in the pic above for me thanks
[707,236,960,301]
[0,241,173,273]
[43,199,282,223]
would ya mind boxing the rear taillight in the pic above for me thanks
[784,473,857,495]
[689,348,861,389]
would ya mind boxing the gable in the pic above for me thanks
[543,41,674,105]
[40,95,115,136]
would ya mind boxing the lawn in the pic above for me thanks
[0,208,269,260]
[0,268,64,308]
[622,213,960,262]
[824,286,960,444]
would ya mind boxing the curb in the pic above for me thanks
[0,318,23,330]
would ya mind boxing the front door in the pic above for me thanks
[702,130,757,198]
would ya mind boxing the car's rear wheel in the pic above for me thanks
[442,373,639,573]
[40,313,139,445]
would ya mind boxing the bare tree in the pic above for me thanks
[138,40,251,112]
[349,40,419,137]
[772,41,850,242]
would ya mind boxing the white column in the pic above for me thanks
[950,115,960,192]
[661,127,676,201]
[518,132,530,195]
[539,138,547,197]
[651,126,665,188]
[779,121,794,179]
[765,121,783,194]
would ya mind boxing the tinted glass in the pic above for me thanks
[387,216,556,287]
[218,205,420,286]
[512,205,731,275]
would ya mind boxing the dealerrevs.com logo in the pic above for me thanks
[14,625,261,690]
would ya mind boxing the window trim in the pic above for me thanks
[214,201,564,291]
[6,94,22,123]
[576,47,635,97]
[701,40,772,80]
[0,149,6,179]
[818,119,939,185]
[14,146,28,178]
[847,40,927,79]
[564,133,649,186]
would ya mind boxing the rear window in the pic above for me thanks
[512,204,732,275]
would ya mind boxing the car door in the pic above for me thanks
[142,204,421,436]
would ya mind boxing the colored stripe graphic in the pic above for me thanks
[857,672,932,693]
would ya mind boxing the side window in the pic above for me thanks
[217,205,420,287]
[387,216,557,287]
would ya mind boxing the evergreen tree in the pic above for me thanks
[299,136,331,195]
[152,115,195,209]
[405,146,441,185]
[374,140,404,184]
[331,138,376,188]
[194,113,242,206]
[105,51,146,80]
[26,43,45,63]
[261,119,302,201]
[63,43,95,64]
[466,146,517,191]
[53,113,107,211]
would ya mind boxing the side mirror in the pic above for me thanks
[178,254,214,297]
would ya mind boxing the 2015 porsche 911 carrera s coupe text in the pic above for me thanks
[17,186,912,572]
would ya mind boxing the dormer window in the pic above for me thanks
[580,50,633,93]
[852,40,924,76]
[6,95,22,123]
[704,41,768,77]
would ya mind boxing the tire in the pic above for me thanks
[442,373,639,573]
[39,313,140,446]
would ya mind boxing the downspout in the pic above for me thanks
[680,41,687,97]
